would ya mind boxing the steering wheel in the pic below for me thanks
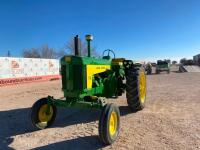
[102,49,115,59]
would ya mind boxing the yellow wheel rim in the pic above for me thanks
[38,104,53,123]
[139,71,146,103]
[109,111,118,136]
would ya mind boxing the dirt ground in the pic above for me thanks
[0,68,200,150]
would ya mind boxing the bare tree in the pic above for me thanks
[55,49,66,58]
[40,45,56,59]
[65,37,98,56]
[23,48,41,58]
[22,37,99,59]
[172,61,177,65]
[23,45,66,59]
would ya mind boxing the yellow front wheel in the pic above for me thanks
[99,103,120,145]
[30,98,57,129]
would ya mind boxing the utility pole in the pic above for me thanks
[7,50,11,57]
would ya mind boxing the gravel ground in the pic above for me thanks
[0,69,200,150]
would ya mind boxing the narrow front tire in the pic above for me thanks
[99,103,120,145]
[30,98,57,129]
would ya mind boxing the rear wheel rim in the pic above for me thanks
[139,71,146,103]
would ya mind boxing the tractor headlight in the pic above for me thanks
[65,56,71,62]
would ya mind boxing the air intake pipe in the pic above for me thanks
[85,34,93,57]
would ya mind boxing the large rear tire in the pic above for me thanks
[126,67,147,111]
[99,103,120,145]
[30,98,57,129]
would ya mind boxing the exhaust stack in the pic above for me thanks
[74,35,80,56]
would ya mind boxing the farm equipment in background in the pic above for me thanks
[145,63,152,75]
[132,61,144,68]
[156,60,170,74]
[30,35,147,145]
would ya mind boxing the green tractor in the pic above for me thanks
[30,35,147,145]
[156,60,170,74]
[145,63,152,75]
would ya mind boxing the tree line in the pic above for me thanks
[22,37,97,59]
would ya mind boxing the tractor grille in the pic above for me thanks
[73,65,84,90]
[61,65,67,90]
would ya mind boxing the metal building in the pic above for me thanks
[193,54,200,65]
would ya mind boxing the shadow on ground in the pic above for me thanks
[32,135,104,150]
[0,105,133,149]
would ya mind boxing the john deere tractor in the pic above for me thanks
[156,60,170,74]
[30,35,147,145]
